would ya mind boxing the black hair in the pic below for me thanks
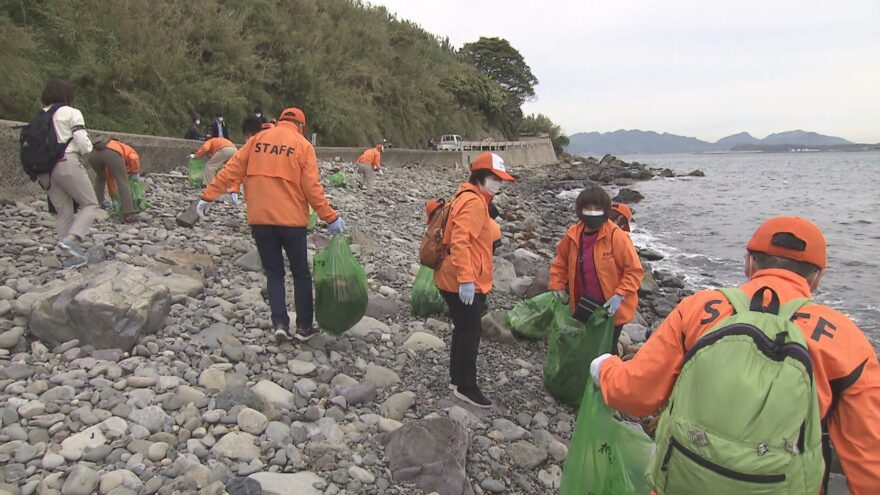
[469,169,495,185]
[575,184,612,216]
[41,79,75,106]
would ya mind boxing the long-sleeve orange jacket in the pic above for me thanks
[601,269,880,494]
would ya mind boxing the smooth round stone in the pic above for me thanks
[147,442,170,462]
[42,452,66,469]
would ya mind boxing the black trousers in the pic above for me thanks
[441,290,487,390]
[251,225,312,329]
[612,324,623,356]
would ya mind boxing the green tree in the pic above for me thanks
[460,37,538,137]
[520,113,570,155]
[460,37,538,107]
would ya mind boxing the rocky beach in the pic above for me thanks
[0,154,694,495]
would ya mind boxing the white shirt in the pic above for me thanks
[43,105,93,155]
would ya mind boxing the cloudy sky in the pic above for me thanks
[375,0,880,143]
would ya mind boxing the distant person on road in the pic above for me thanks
[209,113,228,139]
[34,79,99,270]
[549,185,644,355]
[355,144,384,195]
[86,135,141,224]
[434,152,515,408]
[590,216,880,494]
[242,106,267,138]
[195,107,345,342]
[184,116,205,140]
[190,136,237,186]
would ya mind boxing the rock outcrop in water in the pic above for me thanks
[0,155,691,494]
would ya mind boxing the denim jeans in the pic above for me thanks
[251,225,313,329]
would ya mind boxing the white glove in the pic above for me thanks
[230,192,239,205]
[188,154,195,159]
[459,282,475,305]
[328,217,345,235]
[196,199,212,217]
[590,353,613,387]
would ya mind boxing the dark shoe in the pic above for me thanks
[453,386,492,408]
[294,325,320,342]
[273,325,291,342]
[123,213,139,224]
[61,255,88,270]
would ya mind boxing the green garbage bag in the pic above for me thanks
[307,207,318,231]
[506,292,556,340]
[543,301,614,406]
[313,235,369,336]
[188,157,205,187]
[559,380,655,495]
[113,178,151,216]
[411,266,445,317]
[328,172,347,187]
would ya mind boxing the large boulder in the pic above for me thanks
[28,262,171,351]
[378,418,474,495]
[492,257,517,293]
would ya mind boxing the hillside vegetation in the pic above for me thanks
[0,0,522,146]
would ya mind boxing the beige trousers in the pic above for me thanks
[356,163,375,195]
[203,147,237,185]
[38,153,99,241]
[86,148,134,215]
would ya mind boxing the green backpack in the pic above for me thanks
[649,287,824,495]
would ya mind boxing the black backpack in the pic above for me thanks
[20,104,70,181]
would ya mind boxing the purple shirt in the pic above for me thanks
[577,232,604,302]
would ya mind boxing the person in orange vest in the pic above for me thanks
[590,216,880,494]
[86,135,141,224]
[549,185,644,355]
[195,107,345,341]
[434,152,514,408]
[610,202,634,232]
[190,135,237,186]
[355,143,384,195]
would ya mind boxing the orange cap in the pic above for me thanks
[279,107,306,125]
[612,202,633,222]
[470,152,515,182]
[747,216,826,269]
[425,199,444,224]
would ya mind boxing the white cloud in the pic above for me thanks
[375,0,880,142]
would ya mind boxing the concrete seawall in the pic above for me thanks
[1,120,556,199]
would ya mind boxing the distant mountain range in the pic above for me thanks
[565,129,865,155]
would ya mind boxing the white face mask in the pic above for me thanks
[481,176,503,195]
[218,117,224,122]
[195,120,200,126]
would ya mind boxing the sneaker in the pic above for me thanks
[294,325,320,342]
[61,255,88,270]
[273,325,291,342]
[453,386,492,408]
[58,238,85,258]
